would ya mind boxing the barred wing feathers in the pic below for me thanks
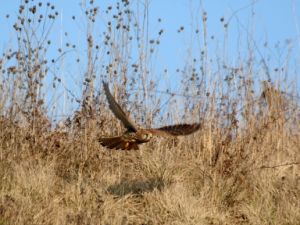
[147,123,201,136]
[103,81,138,132]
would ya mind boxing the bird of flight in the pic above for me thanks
[99,81,201,150]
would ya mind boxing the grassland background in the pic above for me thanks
[0,0,299,224]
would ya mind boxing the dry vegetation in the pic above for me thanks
[0,0,299,224]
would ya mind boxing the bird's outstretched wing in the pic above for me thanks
[103,81,138,132]
[146,123,201,136]
[99,136,139,150]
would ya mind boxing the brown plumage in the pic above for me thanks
[99,81,201,150]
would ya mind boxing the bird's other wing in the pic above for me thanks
[146,123,201,136]
[99,136,139,150]
[102,81,138,132]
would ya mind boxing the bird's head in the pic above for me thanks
[138,131,153,142]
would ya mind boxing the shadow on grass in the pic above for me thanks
[107,177,165,197]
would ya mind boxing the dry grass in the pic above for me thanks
[0,0,299,224]
[0,101,299,225]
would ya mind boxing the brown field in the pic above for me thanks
[0,82,299,225]
[0,1,299,224]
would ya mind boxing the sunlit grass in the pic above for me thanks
[0,0,299,224]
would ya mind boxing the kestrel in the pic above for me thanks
[99,81,201,150]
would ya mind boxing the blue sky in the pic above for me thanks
[0,0,299,119]
[1,0,299,71]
